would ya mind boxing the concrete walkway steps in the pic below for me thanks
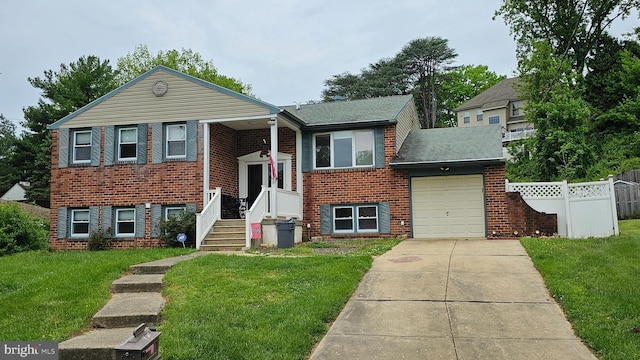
[58,252,208,360]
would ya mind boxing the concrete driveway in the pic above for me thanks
[309,239,596,360]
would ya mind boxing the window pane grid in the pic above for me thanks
[116,209,135,236]
[71,209,90,237]
[314,130,374,169]
[118,128,137,161]
[166,124,186,158]
[73,131,92,163]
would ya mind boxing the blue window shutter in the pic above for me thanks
[302,133,311,172]
[57,207,67,238]
[150,204,161,238]
[152,123,163,164]
[320,204,331,235]
[135,204,146,238]
[379,202,391,234]
[91,127,101,166]
[89,206,99,233]
[374,127,385,169]
[58,129,69,168]
[186,120,197,162]
[101,206,112,233]
[104,126,114,166]
[137,124,148,165]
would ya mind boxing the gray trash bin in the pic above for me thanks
[276,219,295,248]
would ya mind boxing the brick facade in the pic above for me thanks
[50,124,204,250]
[303,126,411,239]
[504,192,557,237]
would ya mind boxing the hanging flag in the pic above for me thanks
[269,154,278,181]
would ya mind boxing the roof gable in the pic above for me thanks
[282,95,414,128]
[454,77,522,112]
[391,125,504,167]
[49,66,281,129]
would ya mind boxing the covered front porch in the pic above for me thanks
[195,113,304,249]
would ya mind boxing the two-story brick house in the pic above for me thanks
[455,77,535,143]
[48,66,547,251]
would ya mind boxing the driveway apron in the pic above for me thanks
[309,239,596,360]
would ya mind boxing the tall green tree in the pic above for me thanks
[116,45,252,95]
[494,0,640,72]
[18,56,118,206]
[439,65,506,127]
[0,115,18,195]
[396,37,457,128]
[322,37,490,128]
[516,42,594,181]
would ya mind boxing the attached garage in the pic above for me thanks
[390,126,506,239]
[411,174,485,238]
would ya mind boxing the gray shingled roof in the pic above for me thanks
[281,95,413,126]
[390,125,504,167]
[454,77,521,112]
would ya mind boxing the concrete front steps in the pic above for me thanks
[58,253,207,360]
[200,219,246,251]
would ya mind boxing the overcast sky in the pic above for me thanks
[0,1,635,132]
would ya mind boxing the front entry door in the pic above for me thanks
[238,151,292,211]
[247,163,264,208]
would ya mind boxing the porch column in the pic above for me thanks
[269,116,278,217]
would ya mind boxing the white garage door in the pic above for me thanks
[411,174,485,238]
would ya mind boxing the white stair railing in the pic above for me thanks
[196,187,221,249]
[245,186,269,248]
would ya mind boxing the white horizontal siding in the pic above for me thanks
[60,70,271,128]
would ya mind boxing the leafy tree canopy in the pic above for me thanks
[322,37,502,128]
[18,55,118,206]
[116,44,252,95]
[494,0,640,72]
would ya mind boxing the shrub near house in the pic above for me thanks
[0,202,48,255]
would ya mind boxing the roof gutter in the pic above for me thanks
[301,119,390,131]
[389,157,505,169]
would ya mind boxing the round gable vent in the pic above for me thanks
[152,80,168,96]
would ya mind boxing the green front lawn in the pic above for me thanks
[0,238,398,360]
[521,219,640,360]
[0,249,192,341]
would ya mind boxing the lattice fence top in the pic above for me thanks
[507,183,563,198]
[569,183,609,199]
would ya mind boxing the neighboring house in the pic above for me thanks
[1,181,29,202]
[48,66,550,250]
[455,77,534,143]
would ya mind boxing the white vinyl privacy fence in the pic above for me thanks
[506,176,619,238]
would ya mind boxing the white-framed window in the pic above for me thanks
[73,130,92,163]
[166,124,186,159]
[70,209,90,237]
[118,127,137,161]
[463,111,470,124]
[512,102,521,116]
[333,205,378,233]
[115,208,135,237]
[313,130,374,169]
[477,110,483,121]
[489,116,500,125]
[164,206,186,220]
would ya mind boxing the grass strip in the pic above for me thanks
[521,219,640,360]
[0,249,191,341]
[160,254,373,360]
